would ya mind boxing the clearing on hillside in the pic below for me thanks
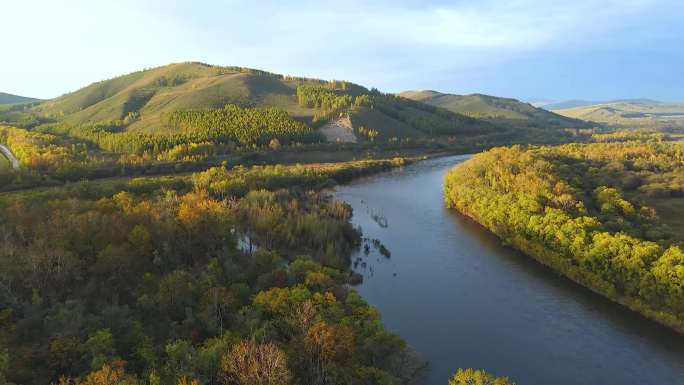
[319,115,357,143]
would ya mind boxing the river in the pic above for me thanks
[334,155,684,385]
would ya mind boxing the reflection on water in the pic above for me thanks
[334,155,684,385]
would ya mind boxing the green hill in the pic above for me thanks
[0,92,40,104]
[32,62,325,132]
[553,101,684,131]
[30,62,500,140]
[399,90,586,128]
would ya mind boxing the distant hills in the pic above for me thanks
[0,92,39,104]
[535,98,663,111]
[399,90,586,128]
[552,100,684,130]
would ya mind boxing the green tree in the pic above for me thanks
[448,368,515,385]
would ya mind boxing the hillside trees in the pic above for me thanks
[296,86,354,122]
[165,104,321,147]
[32,104,322,162]
[0,125,95,176]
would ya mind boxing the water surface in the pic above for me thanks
[334,155,684,385]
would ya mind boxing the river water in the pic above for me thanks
[334,155,684,385]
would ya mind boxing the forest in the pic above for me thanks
[36,104,322,157]
[0,159,431,385]
[444,139,684,332]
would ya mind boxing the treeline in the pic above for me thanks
[296,85,355,122]
[165,104,321,146]
[0,160,424,385]
[445,143,684,332]
[33,104,321,159]
[0,116,421,191]
[191,157,412,199]
[0,125,104,183]
[590,130,667,143]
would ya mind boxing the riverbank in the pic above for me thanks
[444,146,684,334]
[0,140,463,193]
[335,155,684,385]
[456,207,684,333]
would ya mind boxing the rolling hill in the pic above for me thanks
[32,62,326,132]
[535,98,662,111]
[533,99,599,110]
[0,92,40,104]
[399,90,586,128]
[553,100,684,130]
[30,62,504,142]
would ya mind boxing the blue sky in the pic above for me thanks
[3,0,683,101]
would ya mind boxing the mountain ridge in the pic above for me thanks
[553,100,684,129]
[399,90,587,128]
[0,92,40,105]
[534,98,664,110]
[28,62,503,140]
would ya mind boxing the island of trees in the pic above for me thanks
[445,139,684,332]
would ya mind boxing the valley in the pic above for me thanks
[3,2,684,384]
[1,63,682,385]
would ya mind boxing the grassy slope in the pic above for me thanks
[349,107,426,139]
[0,92,40,105]
[31,63,511,140]
[400,90,585,127]
[554,101,684,130]
[32,62,327,132]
